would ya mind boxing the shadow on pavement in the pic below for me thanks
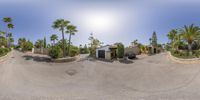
[22,55,52,62]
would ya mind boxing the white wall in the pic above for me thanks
[96,46,110,58]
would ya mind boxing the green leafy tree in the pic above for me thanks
[18,38,26,48]
[23,40,33,51]
[88,33,103,56]
[52,19,70,57]
[48,46,63,59]
[18,38,33,51]
[116,43,124,58]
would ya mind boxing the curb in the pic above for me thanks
[167,52,200,64]
[51,57,77,63]
[0,51,12,63]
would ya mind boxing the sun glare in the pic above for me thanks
[82,11,118,33]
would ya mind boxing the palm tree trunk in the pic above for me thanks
[68,33,72,56]
[61,28,66,57]
[188,43,192,55]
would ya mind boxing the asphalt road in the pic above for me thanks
[0,51,200,100]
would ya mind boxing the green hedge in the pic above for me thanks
[0,48,10,57]
[48,46,63,59]
[171,50,200,59]
[117,43,125,58]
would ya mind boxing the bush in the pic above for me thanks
[48,46,63,59]
[0,48,10,57]
[22,41,33,51]
[171,50,198,59]
[69,46,79,57]
[116,43,124,58]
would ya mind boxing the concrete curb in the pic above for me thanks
[167,52,200,64]
[51,57,77,63]
[0,51,12,63]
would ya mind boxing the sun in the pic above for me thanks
[82,11,118,33]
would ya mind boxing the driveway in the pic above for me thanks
[0,51,200,100]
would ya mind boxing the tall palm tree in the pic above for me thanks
[7,33,13,48]
[180,24,200,55]
[52,19,70,57]
[3,17,14,48]
[66,24,78,56]
[35,39,44,52]
[50,34,58,46]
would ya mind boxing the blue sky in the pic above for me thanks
[0,0,200,46]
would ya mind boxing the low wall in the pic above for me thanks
[33,48,49,55]
[167,52,200,64]
[125,47,140,55]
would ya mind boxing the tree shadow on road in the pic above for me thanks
[22,55,52,63]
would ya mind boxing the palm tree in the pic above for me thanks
[3,17,12,23]
[18,38,26,49]
[52,19,70,57]
[3,17,14,48]
[172,34,181,51]
[167,29,178,44]
[66,24,78,56]
[131,39,138,46]
[0,31,5,45]
[50,34,58,46]
[180,24,200,55]
[7,33,13,48]
[9,38,14,47]
[3,17,14,30]
[35,39,44,52]
[7,23,14,29]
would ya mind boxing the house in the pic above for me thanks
[96,45,117,60]
[147,45,164,54]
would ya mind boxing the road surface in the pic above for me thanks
[0,51,200,100]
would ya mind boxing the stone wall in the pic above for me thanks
[125,46,140,55]
[33,48,49,55]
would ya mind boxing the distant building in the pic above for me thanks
[96,45,117,60]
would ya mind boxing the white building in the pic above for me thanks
[96,45,117,60]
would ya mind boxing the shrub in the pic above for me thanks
[69,46,79,57]
[0,48,10,57]
[48,46,63,59]
[116,43,124,58]
[23,41,34,51]
[171,50,198,59]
